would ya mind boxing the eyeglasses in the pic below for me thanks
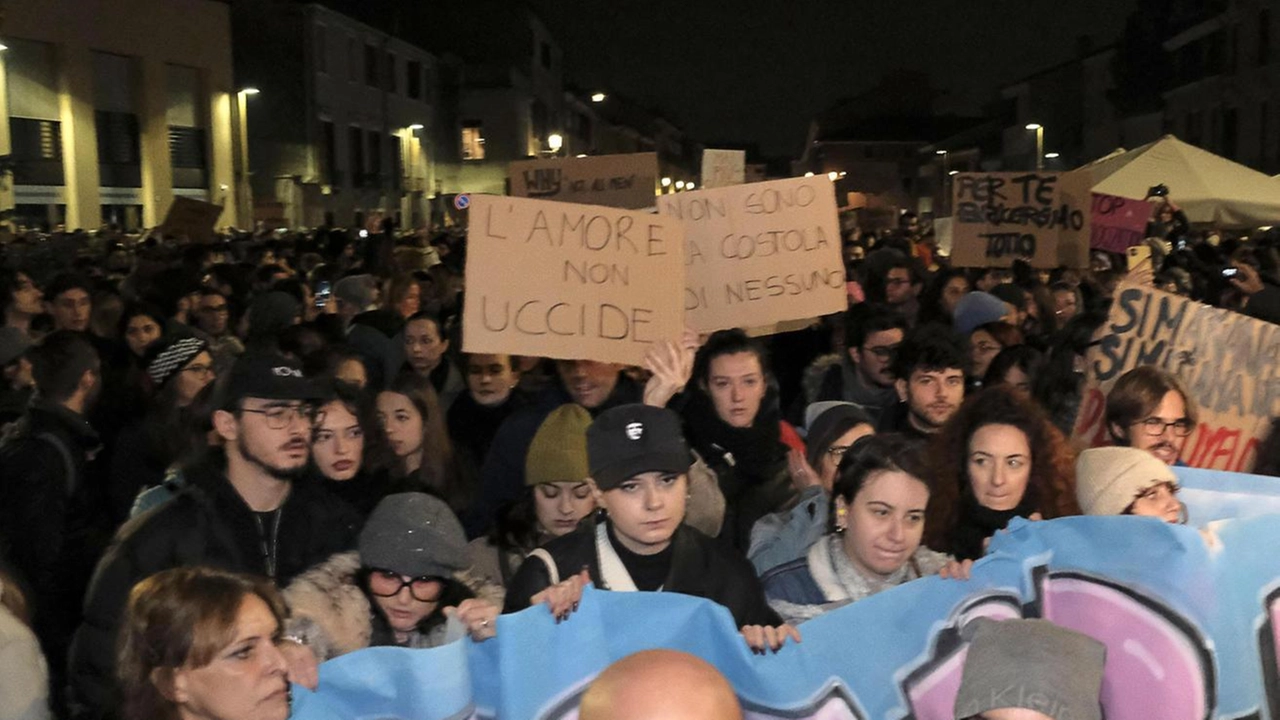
[1133,417,1194,437]
[863,343,900,361]
[182,364,215,378]
[366,569,442,602]
[240,403,317,429]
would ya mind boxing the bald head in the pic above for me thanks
[579,649,742,720]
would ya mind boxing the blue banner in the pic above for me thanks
[291,513,1280,720]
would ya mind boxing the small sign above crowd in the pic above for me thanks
[508,153,660,210]
[951,171,1091,268]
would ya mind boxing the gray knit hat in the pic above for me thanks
[1075,446,1177,516]
[358,493,468,578]
[954,618,1106,720]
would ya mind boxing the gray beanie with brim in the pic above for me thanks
[358,493,468,579]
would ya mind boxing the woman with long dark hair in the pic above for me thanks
[309,379,397,518]
[376,372,468,515]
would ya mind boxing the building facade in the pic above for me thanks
[232,2,442,230]
[1,0,238,231]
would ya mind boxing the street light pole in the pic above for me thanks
[1025,123,1044,171]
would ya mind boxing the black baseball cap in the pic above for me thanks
[587,404,692,491]
[213,350,325,410]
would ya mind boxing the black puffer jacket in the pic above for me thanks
[67,451,360,720]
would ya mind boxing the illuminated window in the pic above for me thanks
[462,123,485,160]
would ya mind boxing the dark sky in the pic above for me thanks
[530,0,1141,156]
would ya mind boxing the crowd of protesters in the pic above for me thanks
[0,194,1276,720]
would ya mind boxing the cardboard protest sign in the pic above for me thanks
[657,176,845,334]
[950,171,1090,268]
[1091,192,1156,253]
[700,149,746,189]
[159,196,223,244]
[462,195,684,366]
[507,152,658,210]
[1073,282,1280,471]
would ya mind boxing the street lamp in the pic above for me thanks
[827,171,838,181]
[1044,152,1060,159]
[407,123,424,131]
[0,43,8,52]
[240,87,260,96]
[675,180,685,190]
[804,171,814,177]
[1025,123,1044,171]
[686,181,696,190]
[661,177,672,188]
[591,92,606,103]
[547,134,563,153]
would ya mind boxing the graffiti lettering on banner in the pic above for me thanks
[1091,192,1155,253]
[658,176,846,334]
[290,515,1280,720]
[1073,282,1280,471]
[950,171,1091,268]
[462,195,684,366]
[508,152,659,210]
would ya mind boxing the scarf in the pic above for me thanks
[949,491,1038,561]
[839,355,899,422]
[808,534,921,604]
[680,385,787,497]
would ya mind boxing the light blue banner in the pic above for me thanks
[291,513,1280,720]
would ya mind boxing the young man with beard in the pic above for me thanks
[68,351,358,720]
[878,325,966,440]
[806,304,907,426]
[1104,366,1198,466]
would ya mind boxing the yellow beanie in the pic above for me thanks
[525,404,592,486]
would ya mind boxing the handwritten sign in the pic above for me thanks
[508,153,658,210]
[1073,282,1280,471]
[950,171,1091,268]
[657,176,846,334]
[159,196,223,244]
[700,149,746,189]
[1091,192,1155,253]
[462,195,684,365]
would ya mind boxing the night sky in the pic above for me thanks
[531,0,1141,156]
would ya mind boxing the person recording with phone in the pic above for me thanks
[1144,184,1190,248]
[1226,260,1280,325]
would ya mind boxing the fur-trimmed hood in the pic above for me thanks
[282,551,504,661]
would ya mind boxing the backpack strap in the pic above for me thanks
[35,431,77,495]
[527,547,560,586]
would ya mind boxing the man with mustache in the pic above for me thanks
[1104,366,1198,466]
[877,325,967,441]
[68,351,358,720]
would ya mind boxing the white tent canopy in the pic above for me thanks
[1079,135,1280,227]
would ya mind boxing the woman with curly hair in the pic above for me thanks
[924,385,1080,560]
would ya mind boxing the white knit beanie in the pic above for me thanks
[1075,446,1177,516]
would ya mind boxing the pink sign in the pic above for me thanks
[1090,193,1155,253]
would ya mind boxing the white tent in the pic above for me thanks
[1080,135,1280,227]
